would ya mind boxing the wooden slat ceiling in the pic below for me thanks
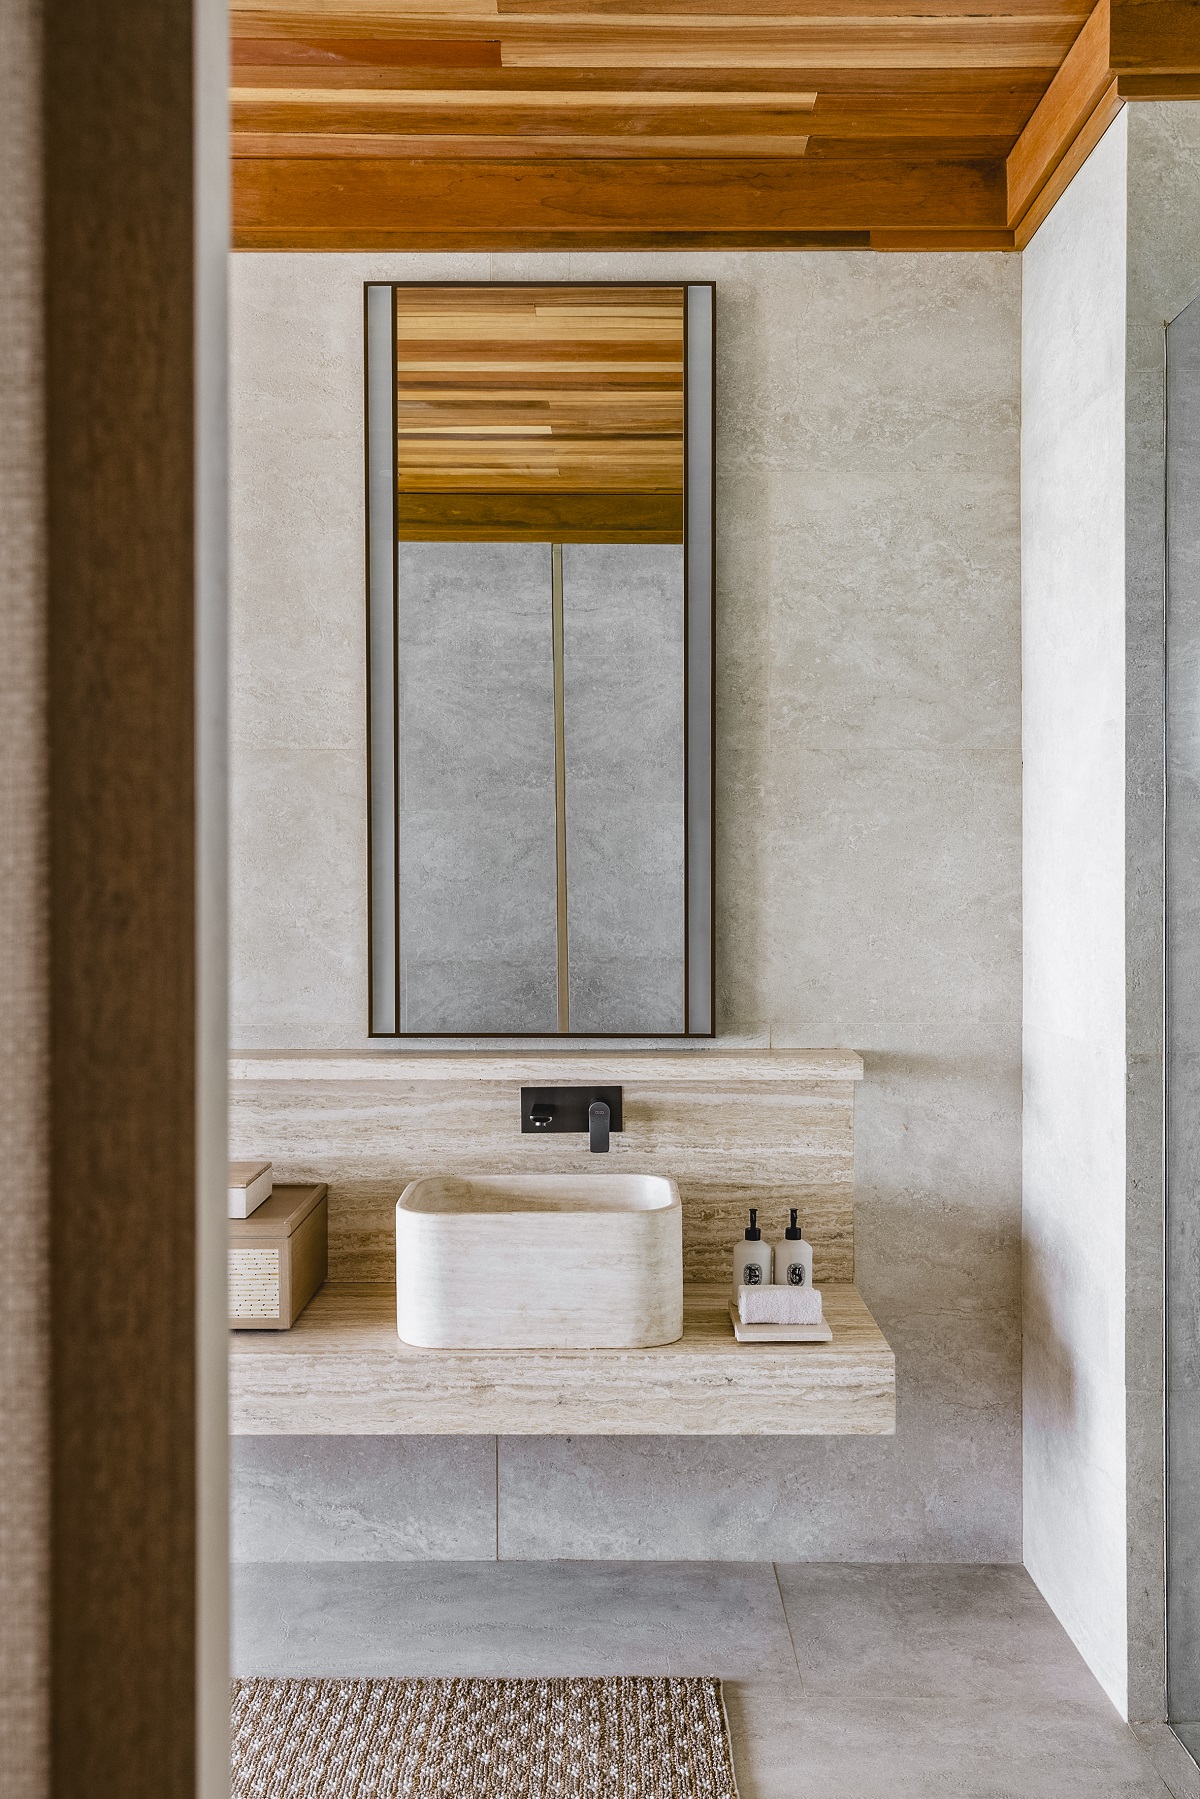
[395,284,685,541]
[231,0,1200,249]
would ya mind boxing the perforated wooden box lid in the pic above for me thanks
[229,1182,326,1239]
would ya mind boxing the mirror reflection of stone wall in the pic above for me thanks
[397,541,558,1035]
[396,539,685,1035]
[562,543,684,1033]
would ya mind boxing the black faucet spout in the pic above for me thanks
[588,1100,611,1153]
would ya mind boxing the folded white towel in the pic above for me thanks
[739,1284,823,1326]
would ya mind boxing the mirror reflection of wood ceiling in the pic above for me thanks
[395,285,685,542]
[231,0,1200,250]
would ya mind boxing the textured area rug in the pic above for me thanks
[231,1676,739,1799]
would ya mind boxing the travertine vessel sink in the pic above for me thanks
[395,1173,683,1349]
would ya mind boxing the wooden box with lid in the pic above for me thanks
[229,1182,327,1330]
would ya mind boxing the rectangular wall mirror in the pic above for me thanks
[365,281,714,1038]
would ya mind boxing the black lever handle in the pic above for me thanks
[589,1100,610,1154]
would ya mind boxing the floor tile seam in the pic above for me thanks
[771,1561,804,1684]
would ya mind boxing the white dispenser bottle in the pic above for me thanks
[772,1209,813,1288]
[732,1208,773,1299]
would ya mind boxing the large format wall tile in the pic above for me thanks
[230,1436,497,1563]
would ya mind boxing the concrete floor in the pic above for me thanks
[232,1561,1200,1797]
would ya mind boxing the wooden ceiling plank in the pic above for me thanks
[496,22,1079,69]
[233,133,814,154]
[233,132,815,155]
[234,224,876,246]
[233,0,1091,19]
[231,36,503,64]
[231,84,818,106]
[230,99,817,129]
[807,133,1022,156]
[498,39,1078,73]
[232,151,1008,237]
[228,62,1056,97]
[808,97,1044,133]
[231,0,1087,23]
[235,0,502,21]
[492,20,1082,60]
[497,0,1090,14]
[234,11,1084,65]
[1006,0,1111,223]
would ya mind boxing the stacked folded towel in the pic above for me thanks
[738,1284,823,1326]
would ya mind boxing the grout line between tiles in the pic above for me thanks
[772,1562,803,1683]
[494,1436,500,1562]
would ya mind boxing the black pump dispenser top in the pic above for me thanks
[785,1209,803,1240]
[744,1208,762,1241]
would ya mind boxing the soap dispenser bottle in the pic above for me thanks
[773,1210,813,1288]
[732,1208,773,1299]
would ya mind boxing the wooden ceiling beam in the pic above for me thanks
[870,225,1016,246]
[1007,0,1199,245]
[1110,0,1200,70]
[1117,66,1200,86]
[1006,0,1113,225]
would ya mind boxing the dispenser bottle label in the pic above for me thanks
[787,1263,807,1286]
[744,1264,763,1285]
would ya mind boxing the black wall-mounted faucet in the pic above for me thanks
[589,1100,611,1154]
[521,1086,623,1152]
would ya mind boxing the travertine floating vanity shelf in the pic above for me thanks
[228,1049,895,1436]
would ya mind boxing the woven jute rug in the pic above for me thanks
[231,1676,739,1799]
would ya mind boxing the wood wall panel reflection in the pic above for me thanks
[395,284,684,542]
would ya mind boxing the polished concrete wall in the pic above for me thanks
[230,248,1022,1561]
[1021,113,1130,1717]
